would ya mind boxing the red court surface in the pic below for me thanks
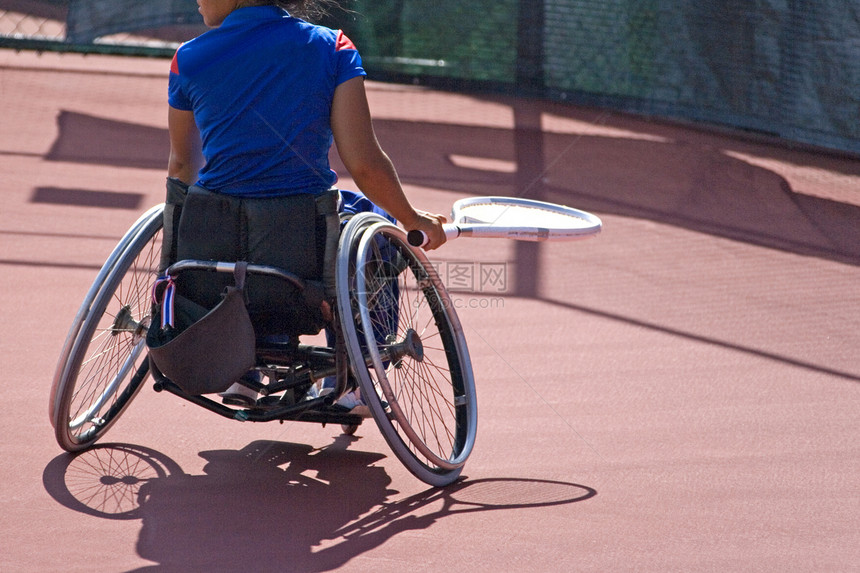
[1,49,858,572]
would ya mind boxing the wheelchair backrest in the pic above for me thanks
[168,186,339,337]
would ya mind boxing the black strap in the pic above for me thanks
[159,177,189,273]
[233,261,248,290]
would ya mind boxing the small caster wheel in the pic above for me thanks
[341,424,359,435]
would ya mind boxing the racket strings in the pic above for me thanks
[457,202,594,229]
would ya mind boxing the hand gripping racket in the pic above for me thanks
[407,196,602,247]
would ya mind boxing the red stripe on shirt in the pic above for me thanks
[335,30,357,51]
[170,51,179,75]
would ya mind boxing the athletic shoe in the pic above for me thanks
[305,376,336,400]
[335,388,371,418]
[218,371,260,407]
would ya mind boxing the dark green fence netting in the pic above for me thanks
[2,0,857,153]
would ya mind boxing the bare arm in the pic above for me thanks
[331,77,447,249]
[167,106,203,185]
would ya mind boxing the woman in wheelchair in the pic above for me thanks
[52,0,477,487]
[166,0,448,407]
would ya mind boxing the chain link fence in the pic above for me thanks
[2,0,858,154]
[0,0,204,56]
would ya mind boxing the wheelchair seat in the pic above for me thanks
[171,185,340,338]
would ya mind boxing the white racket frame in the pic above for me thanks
[408,196,602,246]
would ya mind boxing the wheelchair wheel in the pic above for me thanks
[50,205,164,451]
[336,213,477,487]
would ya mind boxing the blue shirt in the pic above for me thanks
[168,6,366,196]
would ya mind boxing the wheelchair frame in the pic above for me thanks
[49,204,477,487]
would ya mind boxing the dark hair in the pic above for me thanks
[256,0,340,21]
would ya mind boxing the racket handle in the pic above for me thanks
[407,230,426,247]
[407,225,460,247]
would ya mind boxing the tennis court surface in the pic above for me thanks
[1,49,858,571]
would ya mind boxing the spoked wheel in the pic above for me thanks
[50,205,164,451]
[336,213,477,487]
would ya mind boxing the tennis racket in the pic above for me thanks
[407,196,602,247]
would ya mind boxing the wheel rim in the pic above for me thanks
[352,222,476,471]
[61,223,161,446]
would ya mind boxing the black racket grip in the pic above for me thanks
[407,229,428,247]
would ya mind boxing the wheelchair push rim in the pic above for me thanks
[50,205,163,451]
[336,213,478,486]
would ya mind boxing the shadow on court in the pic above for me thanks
[367,112,860,267]
[42,440,595,572]
[41,99,859,271]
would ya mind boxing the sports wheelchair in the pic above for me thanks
[49,199,477,487]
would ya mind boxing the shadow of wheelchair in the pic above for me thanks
[43,440,596,571]
[42,442,180,520]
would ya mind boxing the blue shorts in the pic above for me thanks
[339,189,395,224]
